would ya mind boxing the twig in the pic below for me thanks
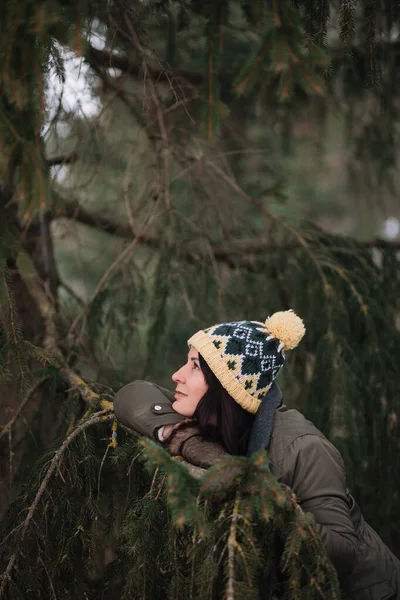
[122,13,172,212]
[204,158,334,322]
[86,45,204,87]
[0,376,50,441]
[119,423,207,480]
[280,484,339,599]
[225,491,241,600]
[67,204,166,339]
[8,428,12,501]
[38,555,57,600]
[0,411,114,594]
[60,281,85,307]
[146,75,171,209]
[97,443,110,500]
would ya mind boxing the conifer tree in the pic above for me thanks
[1,1,400,598]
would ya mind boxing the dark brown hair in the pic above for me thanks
[193,354,255,455]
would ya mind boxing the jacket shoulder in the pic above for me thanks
[268,407,328,478]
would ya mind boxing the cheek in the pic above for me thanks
[193,371,208,395]
[172,372,208,417]
[172,397,199,418]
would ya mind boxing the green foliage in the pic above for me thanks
[119,441,340,599]
[0,258,51,396]
[0,422,340,599]
[234,4,329,101]
[0,0,107,222]
[1,1,400,598]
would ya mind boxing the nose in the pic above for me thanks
[172,365,185,384]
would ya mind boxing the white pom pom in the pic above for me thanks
[264,310,305,351]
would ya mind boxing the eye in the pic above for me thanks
[193,362,200,370]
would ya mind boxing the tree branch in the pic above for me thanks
[57,198,400,268]
[86,45,203,87]
[0,411,114,593]
[16,247,105,405]
[119,422,206,480]
[0,376,50,441]
[46,152,78,167]
[86,39,400,98]
[60,197,142,239]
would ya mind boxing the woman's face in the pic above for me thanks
[171,347,208,417]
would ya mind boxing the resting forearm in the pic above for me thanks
[311,519,356,579]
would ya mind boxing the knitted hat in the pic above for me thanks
[188,310,305,415]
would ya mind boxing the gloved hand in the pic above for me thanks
[163,420,228,469]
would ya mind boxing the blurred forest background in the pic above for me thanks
[1,0,400,598]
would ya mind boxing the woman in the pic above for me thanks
[114,310,400,600]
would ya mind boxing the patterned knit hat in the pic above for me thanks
[188,310,305,414]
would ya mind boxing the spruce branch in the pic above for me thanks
[0,266,26,396]
[15,247,108,406]
[203,158,334,313]
[58,197,148,240]
[0,375,50,441]
[225,491,241,600]
[122,10,173,211]
[57,198,400,252]
[280,483,340,598]
[116,423,207,480]
[0,410,114,594]
[67,204,167,340]
[146,76,172,210]
[86,45,204,87]
[86,37,400,91]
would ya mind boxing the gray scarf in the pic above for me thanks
[247,382,282,457]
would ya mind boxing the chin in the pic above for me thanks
[172,400,194,418]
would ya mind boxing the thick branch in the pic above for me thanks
[56,200,264,272]
[16,247,103,405]
[87,40,400,96]
[46,152,78,167]
[60,197,143,239]
[86,46,203,87]
[58,199,400,260]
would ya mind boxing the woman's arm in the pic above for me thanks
[113,380,185,439]
[114,380,228,468]
[163,421,228,468]
[282,434,358,580]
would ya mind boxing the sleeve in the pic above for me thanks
[113,380,185,439]
[282,434,358,579]
[163,421,228,469]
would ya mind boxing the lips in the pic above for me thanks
[174,390,187,397]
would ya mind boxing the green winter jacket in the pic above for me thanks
[114,380,400,600]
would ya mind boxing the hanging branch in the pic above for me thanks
[0,376,50,441]
[15,248,104,405]
[280,483,339,599]
[225,491,241,600]
[57,195,400,250]
[0,410,114,595]
[120,423,207,480]
[86,45,204,87]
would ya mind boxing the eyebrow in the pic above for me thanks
[190,357,199,362]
